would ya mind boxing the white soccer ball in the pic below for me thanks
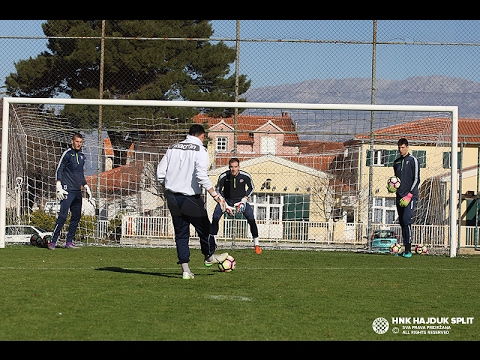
[390,242,402,254]
[387,176,401,193]
[218,255,236,272]
[415,244,428,255]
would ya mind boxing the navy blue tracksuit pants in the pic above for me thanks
[51,189,83,244]
[165,191,216,264]
[396,197,416,245]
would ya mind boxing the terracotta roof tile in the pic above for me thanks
[193,113,300,145]
[86,160,144,194]
[355,117,480,143]
[282,154,337,172]
[299,140,345,154]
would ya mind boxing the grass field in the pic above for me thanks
[0,245,478,341]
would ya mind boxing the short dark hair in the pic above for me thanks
[72,132,83,140]
[398,138,408,147]
[229,157,240,166]
[189,124,205,137]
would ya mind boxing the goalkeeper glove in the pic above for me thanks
[225,205,236,217]
[399,192,413,207]
[234,197,247,213]
[56,182,68,201]
[84,184,96,207]
[212,192,227,213]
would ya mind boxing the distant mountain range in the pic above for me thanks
[243,76,480,118]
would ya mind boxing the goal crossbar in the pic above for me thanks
[0,97,459,256]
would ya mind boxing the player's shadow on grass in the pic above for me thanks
[96,266,180,278]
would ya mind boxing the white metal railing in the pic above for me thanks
[118,215,469,249]
[464,226,480,247]
[122,215,173,238]
[370,224,449,247]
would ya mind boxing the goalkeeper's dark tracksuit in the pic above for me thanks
[210,170,259,238]
[393,152,420,250]
[51,147,88,245]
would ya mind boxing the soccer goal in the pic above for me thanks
[0,97,459,257]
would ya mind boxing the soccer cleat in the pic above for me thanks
[182,271,195,280]
[65,243,80,249]
[255,245,262,254]
[401,252,412,258]
[47,242,56,250]
[204,252,229,267]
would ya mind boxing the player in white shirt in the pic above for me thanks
[156,124,229,279]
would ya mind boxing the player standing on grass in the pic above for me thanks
[209,157,262,254]
[156,124,229,280]
[393,138,420,258]
[48,132,95,250]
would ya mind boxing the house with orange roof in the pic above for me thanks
[194,112,302,167]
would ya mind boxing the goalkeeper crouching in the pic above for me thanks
[209,157,262,254]
[393,137,420,258]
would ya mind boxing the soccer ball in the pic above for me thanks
[387,176,401,193]
[41,235,52,248]
[218,255,236,272]
[415,244,428,255]
[390,242,402,254]
[30,233,42,246]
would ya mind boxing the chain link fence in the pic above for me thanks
[1,20,480,111]
[0,20,479,253]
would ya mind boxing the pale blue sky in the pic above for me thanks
[1,20,480,90]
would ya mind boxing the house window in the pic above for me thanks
[144,176,151,188]
[373,150,384,166]
[216,137,227,152]
[251,194,284,221]
[256,206,267,220]
[373,197,397,224]
[442,151,461,169]
[465,199,480,226]
[260,137,276,155]
[366,149,426,167]
[283,194,310,221]
[366,149,397,167]
[374,208,383,223]
[385,209,397,224]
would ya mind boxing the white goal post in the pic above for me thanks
[0,97,459,257]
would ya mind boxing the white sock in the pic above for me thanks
[181,263,190,273]
[253,238,260,246]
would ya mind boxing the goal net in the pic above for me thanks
[0,98,459,257]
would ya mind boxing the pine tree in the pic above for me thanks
[5,20,251,166]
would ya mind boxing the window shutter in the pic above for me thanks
[366,149,372,166]
[384,150,397,167]
[412,150,426,168]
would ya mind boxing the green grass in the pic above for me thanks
[0,245,479,341]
